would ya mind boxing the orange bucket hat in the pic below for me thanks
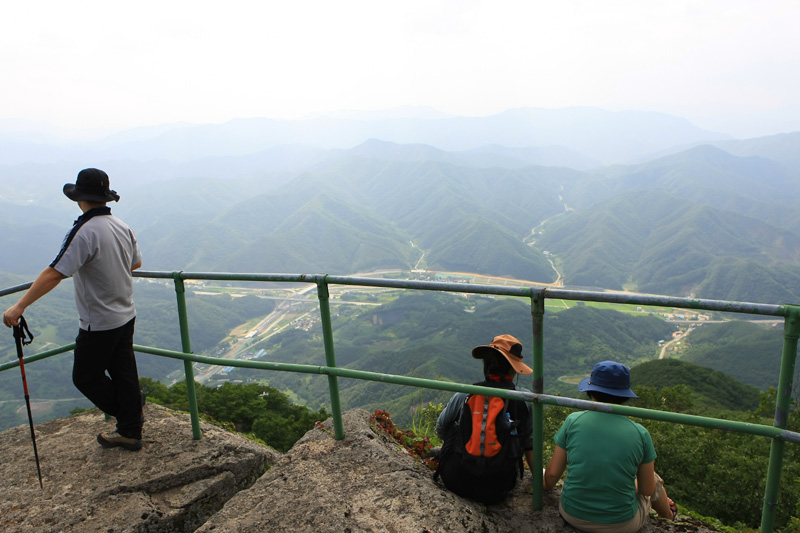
[471,334,532,375]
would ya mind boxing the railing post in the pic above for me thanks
[760,305,800,532]
[317,276,344,440]
[173,272,202,440]
[530,288,545,510]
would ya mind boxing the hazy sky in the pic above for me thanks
[2,0,799,139]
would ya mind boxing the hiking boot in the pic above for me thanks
[97,431,143,451]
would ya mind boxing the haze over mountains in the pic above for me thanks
[2,106,799,304]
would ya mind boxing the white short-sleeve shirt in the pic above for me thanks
[50,206,142,331]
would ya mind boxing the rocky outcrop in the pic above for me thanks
[198,408,714,533]
[0,404,279,532]
[1,406,719,532]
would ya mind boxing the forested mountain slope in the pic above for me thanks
[680,321,785,390]
[536,187,800,302]
[630,358,761,412]
[138,156,574,281]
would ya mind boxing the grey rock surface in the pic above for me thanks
[2,406,719,532]
[0,404,279,532]
[198,409,716,533]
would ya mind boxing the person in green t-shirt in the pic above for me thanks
[543,361,676,532]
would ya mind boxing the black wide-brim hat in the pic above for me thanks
[63,168,120,203]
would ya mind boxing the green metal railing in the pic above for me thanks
[2,271,799,531]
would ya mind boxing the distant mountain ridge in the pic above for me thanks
[2,108,800,304]
[568,145,799,219]
[0,106,727,167]
[714,131,800,172]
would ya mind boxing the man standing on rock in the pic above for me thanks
[3,168,145,451]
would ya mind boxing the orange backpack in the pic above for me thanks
[434,379,526,504]
[465,393,509,457]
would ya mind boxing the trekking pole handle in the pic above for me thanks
[13,315,34,352]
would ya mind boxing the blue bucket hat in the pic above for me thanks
[578,361,638,398]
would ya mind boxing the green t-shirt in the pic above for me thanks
[554,410,657,523]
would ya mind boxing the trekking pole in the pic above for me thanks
[12,315,43,489]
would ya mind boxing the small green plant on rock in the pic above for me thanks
[370,409,438,470]
[410,401,444,447]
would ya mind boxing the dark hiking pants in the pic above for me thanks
[72,318,143,440]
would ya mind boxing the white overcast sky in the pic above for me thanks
[1,0,799,138]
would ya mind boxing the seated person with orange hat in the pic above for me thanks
[434,334,535,504]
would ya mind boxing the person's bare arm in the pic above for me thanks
[638,461,675,519]
[636,461,657,497]
[525,449,535,476]
[131,260,142,271]
[2,266,65,327]
[543,445,567,490]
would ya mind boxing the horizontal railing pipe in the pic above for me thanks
[0,343,75,372]
[0,282,33,298]
[135,271,326,284]
[323,274,538,298]
[539,394,800,444]
[132,344,800,444]
[542,288,786,316]
[133,270,788,317]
